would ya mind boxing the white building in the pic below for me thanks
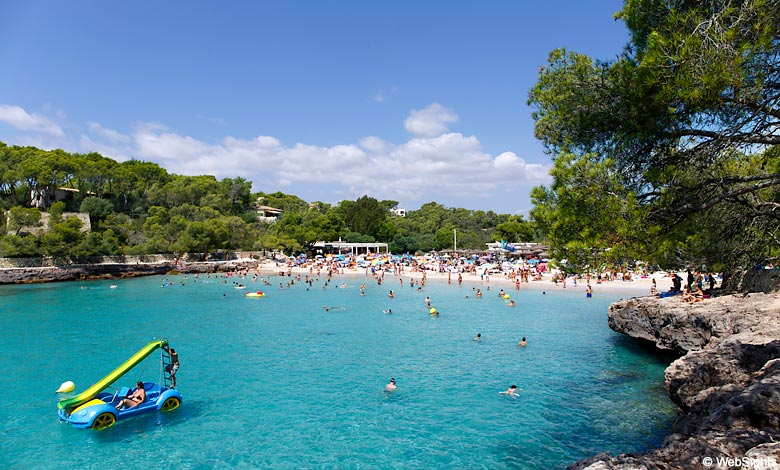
[256,205,283,223]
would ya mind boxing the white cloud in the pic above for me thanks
[494,151,551,181]
[87,122,130,143]
[404,103,458,138]
[373,86,398,103]
[133,126,212,162]
[0,104,64,136]
[359,136,393,154]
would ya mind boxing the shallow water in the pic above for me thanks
[0,273,675,469]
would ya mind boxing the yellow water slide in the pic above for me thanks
[57,339,168,413]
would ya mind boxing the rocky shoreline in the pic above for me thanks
[0,258,260,284]
[571,291,780,469]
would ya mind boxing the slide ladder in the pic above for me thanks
[161,346,174,389]
[58,339,168,413]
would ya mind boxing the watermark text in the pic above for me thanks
[702,455,777,468]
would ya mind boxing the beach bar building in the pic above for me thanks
[311,241,389,257]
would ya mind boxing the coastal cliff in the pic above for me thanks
[571,292,780,469]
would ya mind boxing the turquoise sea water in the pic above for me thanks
[0,273,676,469]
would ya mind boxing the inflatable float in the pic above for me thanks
[246,291,265,298]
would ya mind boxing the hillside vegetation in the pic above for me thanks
[0,142,535,257]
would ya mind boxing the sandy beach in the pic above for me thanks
[248,258,665,297]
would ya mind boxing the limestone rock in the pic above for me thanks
[572,292,780,469]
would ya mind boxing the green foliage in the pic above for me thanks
[41,216,84,257]
[389,234,419,254]
[339,196,389,240]
[529,0,780,271]
[256,192,309,212]
[8,206,42,235]
[493,217,535,243]
[345,231,375,243]
[48,202,66,226]
[433,226,455,251]
[80,196,113,225]
[0,234,40,257]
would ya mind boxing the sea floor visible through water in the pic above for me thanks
[0,273,676,469]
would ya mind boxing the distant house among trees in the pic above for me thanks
[390,208,407,218]
[256,205,283,223]
[30,187,95,209]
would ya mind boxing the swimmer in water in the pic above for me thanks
[518,337,527,347]
[499,385,519,397]
[383,309,392,314]
[385,378,397,393]
[473,333,482,341]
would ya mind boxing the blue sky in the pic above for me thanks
[0,0,628,215]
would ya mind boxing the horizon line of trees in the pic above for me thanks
[0,142,537,259]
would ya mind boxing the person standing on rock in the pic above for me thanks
[708,273,717,291]
[672,273,682,293]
